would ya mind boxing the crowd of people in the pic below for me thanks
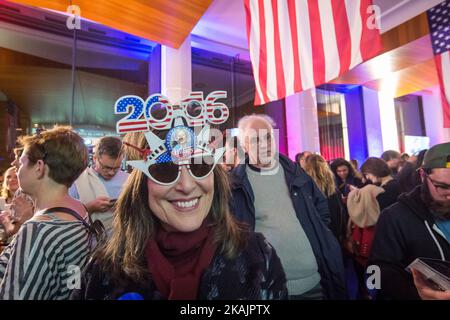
[0,113,448,300]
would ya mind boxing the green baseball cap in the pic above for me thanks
[422,142,450,169]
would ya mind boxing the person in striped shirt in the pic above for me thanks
[0,126,90,299]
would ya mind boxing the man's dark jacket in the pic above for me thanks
[368,185,450,299]
[229,154,347,299]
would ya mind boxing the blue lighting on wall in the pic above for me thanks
[320,84,368,167]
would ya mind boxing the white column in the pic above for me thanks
[362,87,384,157]
[377,74,400,152]
[160,35,192,103]
[285,89,321,160]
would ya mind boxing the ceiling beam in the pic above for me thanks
[6,0,213,48]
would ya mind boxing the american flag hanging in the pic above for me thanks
[244,0,382,105]
[427,0,450,128]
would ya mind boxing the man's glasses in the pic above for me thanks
[97,157,122,173]
[148,155,216,185]
[426,174,450,194]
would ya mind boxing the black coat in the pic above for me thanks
[70,232,288,300]
[229,154,347,299]
[377,179,401,211]
[337,176,364,197]
[328,191,348,245]
[368,185,450,300]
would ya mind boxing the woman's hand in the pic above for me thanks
[412,269,450,300]
[11,193,35,225]
[0,211,19,239]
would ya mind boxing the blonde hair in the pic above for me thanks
[304,154,336,197]
[1,167,17,201]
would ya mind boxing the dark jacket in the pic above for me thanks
[328,190,348,245]
[71,232,288,300]
[229,154,346,299]
[377,179,401,211]
[368,185,450,300]
[337,176,364,197]
[397,161,421,194]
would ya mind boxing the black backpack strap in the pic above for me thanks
[40,207,107,252]
[40,207,90,229]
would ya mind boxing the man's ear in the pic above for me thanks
[418,168,426,183]
[35,159,46,179]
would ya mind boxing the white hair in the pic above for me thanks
[237,114,276,150]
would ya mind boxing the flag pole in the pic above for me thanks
[70,27,77,126]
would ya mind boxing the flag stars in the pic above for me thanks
[117,98,143,114]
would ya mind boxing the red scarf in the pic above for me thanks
[145,222,216,300]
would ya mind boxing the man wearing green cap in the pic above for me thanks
[368,142,450,300]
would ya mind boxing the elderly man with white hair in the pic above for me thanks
[229,114,346,300]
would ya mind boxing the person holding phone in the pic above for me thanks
[368,142,450,299]
[69,137,129,235]
[330,158,364,198]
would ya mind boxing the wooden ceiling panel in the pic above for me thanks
[363,58,439,98]
[6,0,213,48]
[330,12,437,96]
[331,35,434,85]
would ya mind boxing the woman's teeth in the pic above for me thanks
[173,198,199,208]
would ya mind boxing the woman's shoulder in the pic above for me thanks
[15,217,88,247]
[385,178,401,188]
[201,232,287,299]
[27,215,86,229]
[381,178,402,196]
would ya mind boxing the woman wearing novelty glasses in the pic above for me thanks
[72,126,287,300]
